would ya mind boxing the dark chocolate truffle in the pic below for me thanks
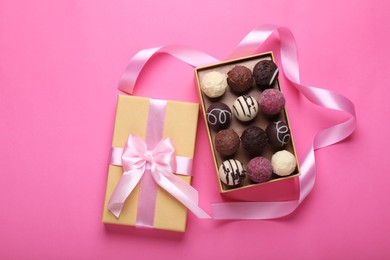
[218,159,246,186]
[227,65,253,94]
[214,129,240,157]
[206,102,232,132]
[266,121,291,148]
[240,126,268,156]
[247,156,273,183]
[253,60,279,89]
[259,89,285,116]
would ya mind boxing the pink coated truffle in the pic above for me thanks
[246,156,273,183]
[259,89,285,116]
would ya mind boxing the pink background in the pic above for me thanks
[1,0,389,259]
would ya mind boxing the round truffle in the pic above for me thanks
[201,71,227,98]
[219,159,246,186]
[206,102,232,132]
[271,150,297,176]
[247,157,273,183]
[227,65,253,94]
[259,89,285,116]
[266,121,291,148]
[253,60,279,89]
[241,126,268,156]
[232,95,259,122]
[214,129,240,157]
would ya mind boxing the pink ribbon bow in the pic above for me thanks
[108,135,210,219]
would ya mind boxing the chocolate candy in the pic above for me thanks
[196,55,299,191]
[253,60,279,89]
[206,102,232,132]
[241,126,268,156]
[227,65,253,94]
[247,156,272,183]
[232,95,258,122]
[271,150,297,176]
[266,121,291,148]
[201,71,227,98]
[214,129,240,157]
[259,89,285,117]
[219,159,246,186]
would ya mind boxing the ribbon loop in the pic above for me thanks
[121,134,148,172]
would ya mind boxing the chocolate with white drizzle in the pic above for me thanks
[232,95,258,122]
[252,60,279,89]
[206,102,232,132]
[218,159,246,186]
[266,121,291,148]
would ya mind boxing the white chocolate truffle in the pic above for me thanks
[219,159,246,186]
[232,95,259,121]
[271,150,297,176]
[201,71,227,98]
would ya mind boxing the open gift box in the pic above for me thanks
[195,52,301,201]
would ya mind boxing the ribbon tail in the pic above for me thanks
[107,169,144,218]
[151,170,210,219]
[158,168,199,203]
[212,201,299,220]
[211,146,316,219]
[227,25,276,59]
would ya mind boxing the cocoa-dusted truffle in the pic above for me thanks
[247,156,272,183]
[259,89,285,117]
[253,60,279,89]
[219,159,246,186]
[266,121,291,148]
[214,129,240,157]
[240,126,268,156]
[227,65,253,94]
[206,102,232,132]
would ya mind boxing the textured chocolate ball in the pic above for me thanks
[241,126,268,156]
[232,95,259,122]
[227,65,253,94]
[201,71,227,98]
[266,121,291,148]
[206,102,232,132]
[271,150,297,176]
[247,157,273,183]
[219,159,246,186]
[253,60,279,89]
[259,89,285,116]
[214,129,240,157]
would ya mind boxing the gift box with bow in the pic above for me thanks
[102,95,209,232]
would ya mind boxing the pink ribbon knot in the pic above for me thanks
[108,135,210,219]
[121,135,176,173]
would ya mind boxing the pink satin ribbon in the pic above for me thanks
[111,147,193,176]
[119,45,219,94]
[108,135,210,221]
[117,25,356,219]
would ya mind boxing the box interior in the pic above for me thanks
[195,52,300,194]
